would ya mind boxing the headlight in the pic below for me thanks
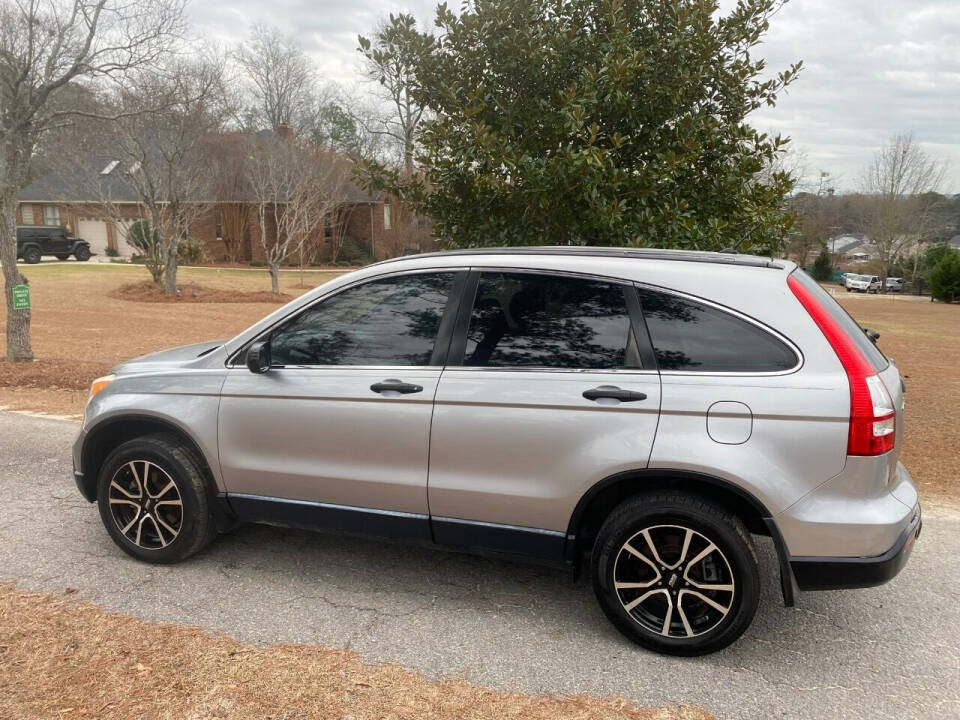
[89,374,116,401]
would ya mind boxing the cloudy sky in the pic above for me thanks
[189,0,960,192]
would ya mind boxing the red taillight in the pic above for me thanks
[787,274,895,456]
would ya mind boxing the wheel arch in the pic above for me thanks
[80,414,235,531]
[566,468,796,606]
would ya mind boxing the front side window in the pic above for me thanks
[637,287,798,373]
[463,272,637,369]
[44,206,60,226]
[270,272,455,366]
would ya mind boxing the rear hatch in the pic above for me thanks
[788,270,903,481]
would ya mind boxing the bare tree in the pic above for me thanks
[235,24,315,133]
[245,133,351,293]
[358,14,432,178]
[789,171,840,265]
[859,133,949,286]
[86,56,228,292]
[0,0,185,361]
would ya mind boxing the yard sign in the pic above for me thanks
[12,284,30,310]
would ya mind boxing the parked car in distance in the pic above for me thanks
[16,225,93,263]
[72,248,920,656]
[844,273,882,293]
[885,277,904,292]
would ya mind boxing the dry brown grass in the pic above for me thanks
[0,584,710,720]
[0,264,340,414]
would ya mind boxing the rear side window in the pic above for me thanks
[789,270,888,372]
[463,272,637,369]
[637,287,798,373]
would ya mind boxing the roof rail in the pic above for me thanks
[373,246,785,269]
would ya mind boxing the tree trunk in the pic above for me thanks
[164,238,178,294]
[269,263,280,294]
[0,186,33,362]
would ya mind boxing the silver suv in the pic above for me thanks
[73,248,921,655]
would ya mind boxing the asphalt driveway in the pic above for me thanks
[1,412,957,720]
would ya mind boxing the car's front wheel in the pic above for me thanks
[591,492,760,656]
[96,434,217,563]
[74,245,91,261]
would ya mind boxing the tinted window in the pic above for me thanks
[270,272,455,366]
[463,272,637,369]
[790,269,888,372]
[637,287,798,372]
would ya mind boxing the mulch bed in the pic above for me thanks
[0,584,709,720]
[0,359,106,391]
[109,281,292,304]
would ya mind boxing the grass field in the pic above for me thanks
[0,263,957,501]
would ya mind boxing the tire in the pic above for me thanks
[74,245,91,261]
[845,287,851,292]
[96,434,217,563]
[23,246,41,264]
[591,492,760,656]
[55,254,70,261]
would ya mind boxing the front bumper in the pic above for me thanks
[72,428,94,502]
[790,503,922,590]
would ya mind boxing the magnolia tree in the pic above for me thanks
[245,134,351,293]
[858,133,948,287]
[360,0,801,253]
[0,0,185,361]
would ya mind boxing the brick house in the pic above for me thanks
[16,155,421,263]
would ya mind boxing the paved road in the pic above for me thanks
[1,412,957,720]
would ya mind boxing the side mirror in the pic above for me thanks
[864,328,880,344]
[246,340,272,374]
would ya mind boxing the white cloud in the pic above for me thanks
[191,0,960,192]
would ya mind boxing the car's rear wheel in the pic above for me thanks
[74,245,91,261]
[96,434,217,563]
[591,492,759,656]
[22,246,41,264]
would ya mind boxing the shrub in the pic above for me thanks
[127,220,163,284]
[177,236,207,265]
[337,237,374,266]
[929,251,960,303]
[811,249,833,281]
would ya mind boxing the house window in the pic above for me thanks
[44,206,60,226]
[383,201,392,231]
[21,204,35,225]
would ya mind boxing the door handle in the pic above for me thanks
[582,386,647,402]
[370,379,423,395]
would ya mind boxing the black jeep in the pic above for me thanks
[16,226,93,263]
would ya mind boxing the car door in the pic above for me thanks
[427,270,662,559]
[47,228,70,255]
[218,269,465,540]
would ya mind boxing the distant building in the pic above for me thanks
[16,149,407,263]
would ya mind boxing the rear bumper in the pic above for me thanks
[790,503,921,590]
